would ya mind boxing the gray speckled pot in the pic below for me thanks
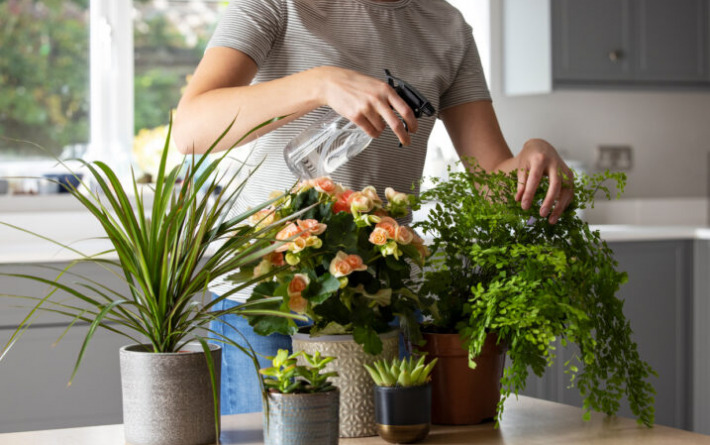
[119,343,221,445]
[263,389,339,445]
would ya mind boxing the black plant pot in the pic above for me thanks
[373,384,431,444]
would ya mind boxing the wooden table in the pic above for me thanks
[1,396,708,444]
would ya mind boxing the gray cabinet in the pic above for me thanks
[552,0,710,87]
[553,0,634,82]
[521,240,694,430]
[0,261,129,433]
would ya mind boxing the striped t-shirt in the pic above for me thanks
[208,0,490,300]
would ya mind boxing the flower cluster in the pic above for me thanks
[237,177,427,354]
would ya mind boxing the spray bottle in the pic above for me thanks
[283,69,435,179]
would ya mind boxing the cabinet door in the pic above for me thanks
[633,0,709,82]
[521,240,693,430]
[0,326,125,433]
[552,0,634,82]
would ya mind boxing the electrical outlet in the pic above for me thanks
[595,145,633,171]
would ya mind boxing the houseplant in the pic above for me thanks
[364,355,437,444]
[260,349,339,445]
[0,119,305,445]
[237,177,428,436]
[415,161,656,427]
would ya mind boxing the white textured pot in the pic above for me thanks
[119,343,221,445]
[291,330,398,438]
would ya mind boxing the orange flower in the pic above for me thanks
[361,186,383,207]
[385,187,409,205]
[329,251,354,277]
[288,294,308,313]
[375,216,398,239]
[369,227,389,246]
[276,223,303,241]
[292,179,314,193]
[395,225,414,245]
[268,252,285,267]
[349,192,374,213]
[297,219,327,236]
[344,254,368,272]
[331,190,352,213]
[288,273,310,297]
[313,177,338,195]
[275,222,303,252]
[290,236,309,253]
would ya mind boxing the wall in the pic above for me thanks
[487,1,710,200]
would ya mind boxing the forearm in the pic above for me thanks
[174,67,325,155]
[441,101,514,172]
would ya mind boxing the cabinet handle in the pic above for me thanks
[608,50,623,62]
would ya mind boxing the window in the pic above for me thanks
[0,0,90,161]
[0,0,224,191]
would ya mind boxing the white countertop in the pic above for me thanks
[1,210,708,264]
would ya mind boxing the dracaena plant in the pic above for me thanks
[0,118,305,437]
[236,177,429,355]
[415,161,656,427]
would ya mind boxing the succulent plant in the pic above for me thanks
[260,349,338,394]
[364,356,437,387]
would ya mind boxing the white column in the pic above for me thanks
[89,0,133,178]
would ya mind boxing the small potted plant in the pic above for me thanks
[0,119,304,445]
[261,349,340,445]
[415,161,656,427]
[238,177,428,437]
[364,356,437,444]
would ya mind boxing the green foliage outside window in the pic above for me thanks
[0,0,90,157]
[0,0,220,159]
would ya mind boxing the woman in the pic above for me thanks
[173,0,574,414]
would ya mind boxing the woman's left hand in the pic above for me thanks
[514,138,575,225]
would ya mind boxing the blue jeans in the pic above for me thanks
[210,297,292,414]
[210,298,415,414]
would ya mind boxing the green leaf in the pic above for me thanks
[353,325,383,355]
[303,274,341,305]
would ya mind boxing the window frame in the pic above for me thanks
[88,0,134,171]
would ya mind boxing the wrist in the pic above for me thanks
[305,66,335,108]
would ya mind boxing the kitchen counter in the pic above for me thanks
[0,396,707,444]
[2,210,710,264]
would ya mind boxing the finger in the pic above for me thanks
[388,92,419,134]
[521,165,543,210]
[516,169,527,202]
[351,113,382,139]
[540,169,562,218]
[549,187,574,224]
[377,102,410,146]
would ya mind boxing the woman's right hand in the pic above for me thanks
[316,66,418,147]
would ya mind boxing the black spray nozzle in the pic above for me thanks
[385,69,436,118]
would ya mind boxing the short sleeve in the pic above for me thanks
[207,0,284,67]
[439,24,491,112]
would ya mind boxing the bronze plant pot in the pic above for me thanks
[374,384,431,444]
[420,332,506,425]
